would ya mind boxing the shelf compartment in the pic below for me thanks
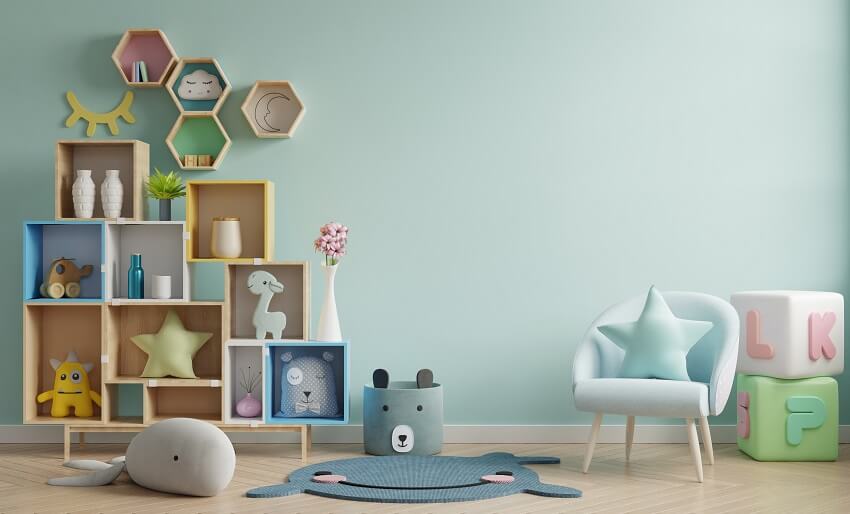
[55,140,149,221]
[165,58,231,115]
[144,385,222,423]
[111,29,178,87]
[185,180,274,262]
[224,344,266,424]
[225,262,309,341]
[23,221,105,301]
[105,221,189,301]
[103,302,223,381]
[23,304,104,424]
[241,81,305,138]
[265,341,349,425]
[103,383,144,424]
[166,114,231,171]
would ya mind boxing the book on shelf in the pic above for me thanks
[139,61,148,82]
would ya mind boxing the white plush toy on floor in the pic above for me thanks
[47,418,235,497]
[248,270,287,339]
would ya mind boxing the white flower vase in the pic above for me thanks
[316,262,342,341]
[100,169,123,218]
[72,169,96,219]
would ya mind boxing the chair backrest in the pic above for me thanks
[572,291,739,415]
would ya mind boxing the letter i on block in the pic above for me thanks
[731,291,844,379]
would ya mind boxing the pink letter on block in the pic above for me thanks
[737,392,750,438]
[809,312,837,361]
[746,310,774,359]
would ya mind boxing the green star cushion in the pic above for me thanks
[130,310,213,379]
[598,286,713,381]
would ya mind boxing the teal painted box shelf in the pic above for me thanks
[264,341,349,425]
[23,221,105,302]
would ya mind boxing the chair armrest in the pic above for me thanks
[708,316,740,416]
[572,338,601,392]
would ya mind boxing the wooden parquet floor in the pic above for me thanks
[0,442,848,513]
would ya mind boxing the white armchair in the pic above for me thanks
[572,291,739,482]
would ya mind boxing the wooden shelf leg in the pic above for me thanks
[63,425,71,463]
[300,425,308,463]
[307,425,312,453]
[78,432,86,448]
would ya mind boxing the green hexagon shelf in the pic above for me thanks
[165,58,232,115]
[166,114,231,171]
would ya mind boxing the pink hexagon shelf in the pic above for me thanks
[111,29,178,88]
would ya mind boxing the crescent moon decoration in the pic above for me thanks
[254,92,290,132]
[65,90,136,137]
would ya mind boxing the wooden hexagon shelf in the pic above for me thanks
[165,58,232,115]
[111,29,178,88]
[166,114,231,171]
[241,81,305,138]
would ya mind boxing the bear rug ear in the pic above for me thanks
[524,483,583,498]
[372,369,389,388]
[416,369,434,389]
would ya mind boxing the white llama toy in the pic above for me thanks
[248,271,287,339]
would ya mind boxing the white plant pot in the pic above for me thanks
[316,262,342,342]
[152,275,172,299]
[72,169,95,218]
[100,169,123,218]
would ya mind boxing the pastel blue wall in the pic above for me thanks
[1,0,848,426]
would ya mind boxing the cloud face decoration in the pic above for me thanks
[177,70,223,100]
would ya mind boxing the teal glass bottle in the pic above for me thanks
[128,253,144,299]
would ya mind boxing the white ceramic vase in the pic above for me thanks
[72,169,95,218]
[316,262,342,341]
[152,275,172,299]
[211,217,242,258]
[100,169,123,218]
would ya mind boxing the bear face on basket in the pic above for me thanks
[279,351,339,418]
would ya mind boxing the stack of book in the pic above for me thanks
[130,61,148,82]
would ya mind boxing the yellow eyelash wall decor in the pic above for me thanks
[65,90,136,137]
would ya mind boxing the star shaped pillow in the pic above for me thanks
[597,286,713,381]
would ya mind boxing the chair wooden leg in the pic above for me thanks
[699,416,714,465]
[686,418,704,483]
[625,415,635,461]
[583,413,603,473]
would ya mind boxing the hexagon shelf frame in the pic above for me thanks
[241,81,305,138]
[111,29,178,88]
[165,58,232,115]
[166,113,232,171]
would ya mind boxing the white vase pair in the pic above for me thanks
[72,169,123,219]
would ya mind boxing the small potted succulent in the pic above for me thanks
[146,168,186,221]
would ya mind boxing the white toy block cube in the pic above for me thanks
[731,291,843,379]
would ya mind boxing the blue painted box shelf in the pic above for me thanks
[264,341,349,425]
[23,221,106,302]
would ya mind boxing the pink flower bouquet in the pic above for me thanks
[314,222,349,266]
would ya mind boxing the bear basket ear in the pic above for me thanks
[281,352,293,363]
[372,369,389,389]
[322,351,334,363]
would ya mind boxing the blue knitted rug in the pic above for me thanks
[246,452,581,503]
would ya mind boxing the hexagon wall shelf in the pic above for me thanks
[112,29,178,88]
[165,58,231,115]
[241,81,305,138]
[166,114,231,171]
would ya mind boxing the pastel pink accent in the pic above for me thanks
[808,312,837,361]
[312,474,347,483]
[118,35,174,82]
[737,392,750,438]
[481,475,515,484]
[746,310,774,359]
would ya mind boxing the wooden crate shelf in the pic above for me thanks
[103,383,143,424]
[105,221,189,301]
[23,303,104,424]
[224,262,309,341]
[166,114,231,170]
[103,302,223,382]
[224,343,266,424]
[55,140,149,221]
[111,29,178,87]
[23,221,105,302]
[241,81,305,138]
[185,180,275,262]
[144,385,222,423]
[165,58,231,115]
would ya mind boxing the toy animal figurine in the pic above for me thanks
[247,270,286,339]
[40,257,93,299]
[37,351,101,417]
[280,351,338,418]
[47,418,235,497]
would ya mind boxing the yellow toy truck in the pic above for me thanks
[40,257,93,299]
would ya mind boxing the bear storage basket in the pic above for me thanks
[364,381,443,455]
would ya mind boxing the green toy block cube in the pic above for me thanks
[736,374,838,461]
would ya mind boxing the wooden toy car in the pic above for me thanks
[40,257,93,299]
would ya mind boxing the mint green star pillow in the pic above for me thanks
[597,286,713,381]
